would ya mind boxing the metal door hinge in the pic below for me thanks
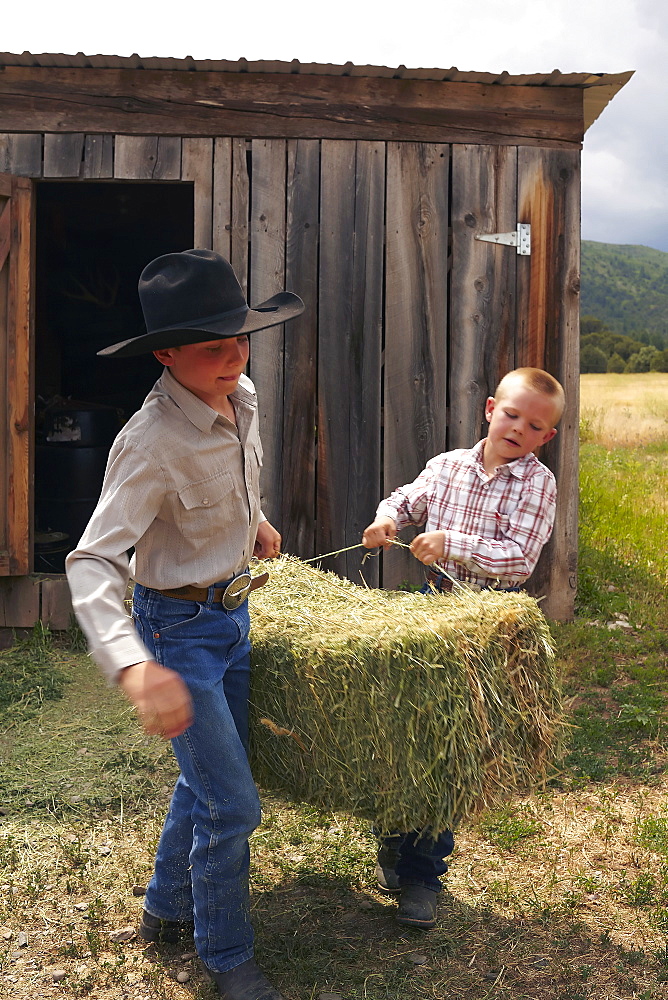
[475,223,531,255]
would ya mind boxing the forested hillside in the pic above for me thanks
[580,241,668,341]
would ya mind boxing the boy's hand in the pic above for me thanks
[254,520,282,559]
[410,530,447,565]
[118,660,193,739]
[362,516,397,549]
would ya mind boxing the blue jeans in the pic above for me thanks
[383,829,455,893]
[131,583,261,974]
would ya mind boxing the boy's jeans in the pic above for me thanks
[382,828,455,892]
[131,583,261,974]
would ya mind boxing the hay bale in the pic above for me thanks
[249,556,561,834]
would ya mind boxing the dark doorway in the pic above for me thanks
[34,181,194,569]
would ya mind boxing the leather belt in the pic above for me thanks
[427,568,521,594]
[427,568,456,593]
[156,571,269,610]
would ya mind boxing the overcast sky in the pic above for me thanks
[3,0,666,253]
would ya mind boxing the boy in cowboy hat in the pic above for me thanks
[66,249,304,1000]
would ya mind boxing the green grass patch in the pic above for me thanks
[579,443,668,597]
[0,622,70,721]
[636,818,668,855]
[549,436,668,787]
[559,686,666,783]
[0,645,178,817]
[477,807,542,849]
[619,867,668,909]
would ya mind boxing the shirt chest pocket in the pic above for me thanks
[245,443,263,499]
[177,472,235,538]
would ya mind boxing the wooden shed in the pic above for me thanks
[0,53,632,627]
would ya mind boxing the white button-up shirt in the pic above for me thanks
[66,369,265,680]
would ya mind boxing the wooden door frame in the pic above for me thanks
[0,172,34,576]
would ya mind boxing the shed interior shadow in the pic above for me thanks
[33,181,194,568]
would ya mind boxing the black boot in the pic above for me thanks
[205,959,285,1000]
[396,884,438,929]
[138,909,194,944]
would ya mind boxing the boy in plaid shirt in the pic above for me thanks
[361,366,565,928]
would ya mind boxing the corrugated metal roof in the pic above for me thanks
[0,52,633,131]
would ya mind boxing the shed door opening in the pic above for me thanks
[34,181,194,571]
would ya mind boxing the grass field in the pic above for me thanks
[2,374,668,999]
[581,373,668,449]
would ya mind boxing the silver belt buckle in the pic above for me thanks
[222,572,252,610]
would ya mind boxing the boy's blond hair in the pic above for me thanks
[494,367,565,423]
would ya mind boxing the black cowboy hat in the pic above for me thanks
[98,249,305,358]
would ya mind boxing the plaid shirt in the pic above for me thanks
[376,439,556,588]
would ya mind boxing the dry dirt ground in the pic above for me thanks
[3,777,668,1000]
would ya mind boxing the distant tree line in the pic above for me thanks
[580,241,668,341]
[580,316,668,374]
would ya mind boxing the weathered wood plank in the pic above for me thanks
[212,137,232,258]
[316,138,354,576]
[3,177,34,576]
[230,139,249,294]
[182,137,213,248]
[449,144,517,451]
[281,139,319,560]
[83,134,113,178]
[0,69,586,147]
[383,142,450,590]
[43,133,85,177]
[41,574,74,629]
[0,192,8,563]
[517,147,580,621]
[114,135,181,179]
[317,140,384,583]
[0,199,10,270]
[0,576,40,626]
[248,139,286,528]
[0,134,42,177]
